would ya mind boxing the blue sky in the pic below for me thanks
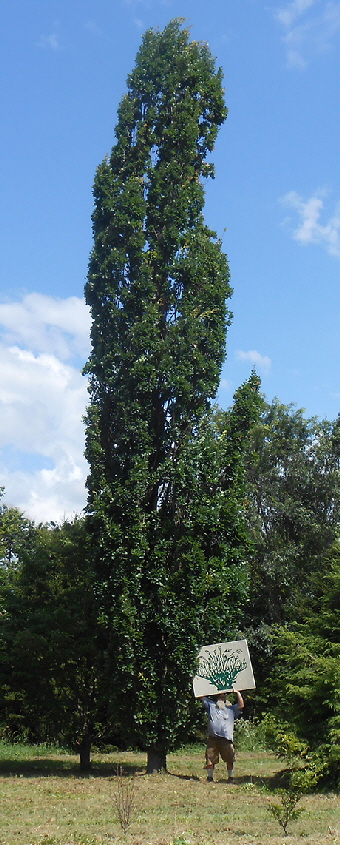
[1,0,340,522]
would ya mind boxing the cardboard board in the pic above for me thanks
[193,639,255,697]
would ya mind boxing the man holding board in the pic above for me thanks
[201,690,244,782]
[193,639,255,782]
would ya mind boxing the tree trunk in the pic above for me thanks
[79,732,91,771]
[146,747,167,774]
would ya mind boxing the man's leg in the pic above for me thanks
[219,739,235,781]
[205,737,219,781]
[207,766,215,782]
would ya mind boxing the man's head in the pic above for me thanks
[210,692,228,703]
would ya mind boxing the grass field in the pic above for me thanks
[0,741,339,845]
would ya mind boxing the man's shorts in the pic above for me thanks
[205,735,235,769]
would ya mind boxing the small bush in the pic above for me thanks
[113,765,137,832]
[268,787,304,836]
[234,719,267,751]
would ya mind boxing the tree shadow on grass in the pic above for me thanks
[167,769,289,788]
[167,771,202,781]
[0,752,290,788]
[217,770,291,790]
[0,755,146,779]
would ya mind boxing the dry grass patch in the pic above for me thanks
[0,743,339,845]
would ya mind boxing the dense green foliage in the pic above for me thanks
[245,401,340,627]
[241,401,340,712]
[0,502,33,568]
[0,519,99,766]
[265,542,340,786]
[84,19,231,514]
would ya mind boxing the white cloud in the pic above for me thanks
[37,33,61,51]
[281,190,340,256]
[0,293,91,362]
[275,0,340,67]
[276,0,319,29]
[236,350,271,374]
[0,295,91,523]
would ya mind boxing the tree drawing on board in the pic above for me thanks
[198,645,247,689]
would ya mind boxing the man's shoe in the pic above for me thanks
[228,776,234,783]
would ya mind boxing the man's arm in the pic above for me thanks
[234,690,244,710]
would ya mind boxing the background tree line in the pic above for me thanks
[1,20,339,784]
[1,395,340,780]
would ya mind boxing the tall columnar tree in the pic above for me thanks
[84,20,247,771]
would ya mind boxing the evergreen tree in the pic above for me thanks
[0,503,33,568]
[0,518,99,769]
[243,405,340,709]
[266,542,340,786]
[244,403,340,628]
[84,20,254,771]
